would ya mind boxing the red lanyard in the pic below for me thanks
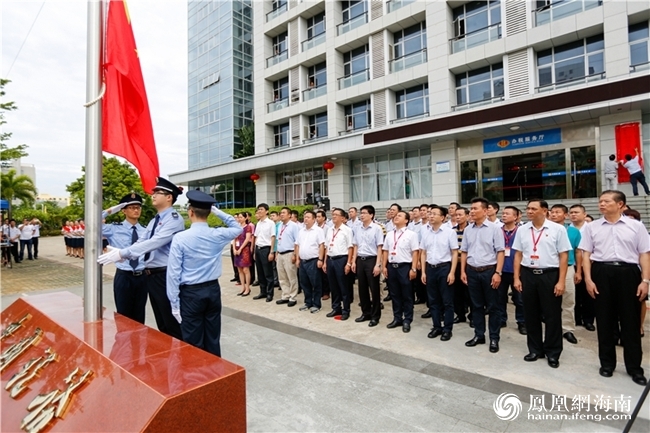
[503,227,517,246]
[530,227,545,252]
[279,224,288,238]
[331,228,340,244]
[393,230,405,250]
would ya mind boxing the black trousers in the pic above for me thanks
[32,237,39,259]
[575,276,595,326]
[114,269,148,324]
[356,257,381,321]
[412,269,426,304]
[180,279,222,357]
[466,266,500,341]
[230,244,239,282]
[521,268,563,359]
[453,262,472,320]
[320,267,330,296]
[299,258,322,309]
[10,242,19,262]
[498,272,525,324]
[426,263,454,332]
[327,256,351,314]
[255,246,274,299]
[592,262,644,375]
[388,263,414,324]
[146,270,182,339]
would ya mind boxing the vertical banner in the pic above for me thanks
[615,122,641,183]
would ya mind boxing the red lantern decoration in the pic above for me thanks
[323,161,335,174]
[250,173,260,184]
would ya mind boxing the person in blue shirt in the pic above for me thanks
[101,193,148,324]
[99,177,185,340]
[166,190,242,357]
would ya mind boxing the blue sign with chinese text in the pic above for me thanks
[483,128,562,153]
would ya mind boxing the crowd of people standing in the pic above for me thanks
[1,217,41,267]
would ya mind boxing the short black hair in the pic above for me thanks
[457,207,469,216]
[504,205,520,216]
[528,199,549,210]
[488,201,500,211]
[360,205,375,218]
[390,203,402,211]
[190,206,210,219]
[429,205,447,218]
[281,206,291,214]
[290,210,299,217]
[625,154,632,161]
[470,197,489,209]
[449,202,460,208]
[397,210,410,222]
[303,210,316,219]
[257,203,269,211]
[601,189,626,205]
[348,207,358,212]
[551,204,568,214]
[569,204,586,212]
[316,210,327,219]
[609,154,616,161]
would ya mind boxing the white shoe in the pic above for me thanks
[299,304,310,311]
[310,307,320,314]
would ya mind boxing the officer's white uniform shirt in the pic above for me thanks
[512,220,572,269]
[326,224,353,257]
[383,227,419,263]
[254,218,276,247]
[295,225,325,260]
[420,224,458,265]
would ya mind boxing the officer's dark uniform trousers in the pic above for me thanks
[180,279,223,357]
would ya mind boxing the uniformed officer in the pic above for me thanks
[165,190,241,357]
[382,210,420,333]
[101,193,148,323]
[99,177,185,340]
[513,199,571,369]
[420,205,458,341]
[579,190,649,386]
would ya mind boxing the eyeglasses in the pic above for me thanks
[151,191,169,197]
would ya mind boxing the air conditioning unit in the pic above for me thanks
[291,89,300,103]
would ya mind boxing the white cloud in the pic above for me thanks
[2,0,188,196]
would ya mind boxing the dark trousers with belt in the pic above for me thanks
[466,266,500,341]
[299,258,321,309]
[453,262,472,321]
[146,269,182,340]
[19,239,32,260]
[255,246,274,299]
[498,272,525,325]
[320,267,330,296]
[357,256,381,321]
[592,262,644,375]
[426,263,454,332]
[32,237,39,259]
[388,263,414,324]
[630,171,650,196]
[10,242,19,262]
[521,267,562,358]
[114,269,148,324]
[180,279,223,357]
[327,255,351,314]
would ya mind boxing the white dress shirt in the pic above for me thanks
[254,218,276,247]
[420,224,458,265]
[353,223,384,257]
[383,227,419,263]
[295,225,325,260]
[326,224,353,257]
[512,220,572,268]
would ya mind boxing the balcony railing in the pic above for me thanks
[266,50,288,67]
[268,98,289,113]
[387,0,416,13]
[534,0,602,27]
[630,61,650,73]
[390,112,430,124]
[269,142,290,152]
[266,3,288,22]
[452,96,504,112]
[389,49,427,73]
[338,69,369,90]
[303,85,327,101]
[340,114,371,135]
[450,23,502,54]
[303,135,328,144]
[337,12,368,36]
[535,72,605,93]
[302,32,326,52]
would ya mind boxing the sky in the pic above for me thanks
[2,0,188,198]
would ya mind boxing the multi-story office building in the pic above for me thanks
[171,0,650,210]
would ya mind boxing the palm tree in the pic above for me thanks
[1,169,37,218]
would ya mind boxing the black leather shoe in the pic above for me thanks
[465,336,486,347]
[413,298,425,305]
[266,297,273,302]
[599,367,614,378]
[383,295,391,302]
[632,374,647,386]
[500,322,507,328]
[453,316,465,323]
[287,300,297,307]
[355,315,370,323]
[441,331,452,341]
[563,332,578,344]
[585,323,596,332]
[276,299,289,305]
[547,357,559,368]
[326,310,342,318]
[489,340,499,353]
[368,320,379,327]
[524,353,545,362]
[428,328,443,339]
[229,277,238,282]
[421,311,432,319]
[402,323,411,333]
[341,313,350,321]
[253,294,265,300]
[518,323,527,335]
[386,320,403,329]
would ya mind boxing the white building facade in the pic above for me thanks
[171,0,650,210]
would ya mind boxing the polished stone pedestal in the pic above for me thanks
[1,291,246,432]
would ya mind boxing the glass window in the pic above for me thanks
[629,21,649,68]
[342,0,367,23]
[455,63,503,106]
[273,32,288,56]
[276,164,328,206]
[393,22,427,58]
[307,12,326,39]
[344,100,371,131]
[273,77,289,101]
[274,123,290,148]
[308,62,327,88]
[535,0,602,27]
[343,45,370,76]
[396,84,429,119]
[308,112,328,139]
[536,35,605,90]
[453,1,501,38]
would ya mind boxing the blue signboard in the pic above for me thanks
[483,128,562,153]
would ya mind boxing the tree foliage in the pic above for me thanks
[66,156,156,223]
[1,169,37,218]
[0,79,29,168]
[234,123,254,159]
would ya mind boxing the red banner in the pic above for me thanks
[615,122,641,183]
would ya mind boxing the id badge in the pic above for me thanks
[504,247,511,257]
[235,241,240,247]
[530,254,539,267]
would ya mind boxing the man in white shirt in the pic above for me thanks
[323,208,354,320]
[445,202,460,228]
[487,202,504,227]
[8,219,21,263]
[513,199,571,369]
[604,154,618,190]
[18,218,35,261]
[295,210,326,313]
[384,203,401,233]
[346,207,362,230]
[30,218,41,259]
[275,207,300,307]
[621,148,650,196]
[252,203,277,302]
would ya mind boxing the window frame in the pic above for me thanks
[395,84,429,120]
[455,63,504,107]
[536,35,605,90]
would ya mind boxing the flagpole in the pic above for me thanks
[83,0,104,322]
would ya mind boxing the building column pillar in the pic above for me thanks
[430,140,460,204]
[326,158,349,210]
[254,170,276,206]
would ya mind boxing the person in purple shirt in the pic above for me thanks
[579,190,649,386]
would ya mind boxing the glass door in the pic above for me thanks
[460,160,479,203]
[570,145,596,198]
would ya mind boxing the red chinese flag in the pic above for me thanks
[102,0,159,193]
[615,122,641,183]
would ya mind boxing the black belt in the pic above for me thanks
[278,250,293,255]
[144,267,167,275]
[357,256,377,261]
[467,264,496,273]
[523,267,558,275]
[180,279,219,289]
[597,261,638,267]
[256,245,271,249]
[427,262,451,269]
[116,268,144,277]
[328,255,347,260]
[390,262,410,268]
[302,257,318,263]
